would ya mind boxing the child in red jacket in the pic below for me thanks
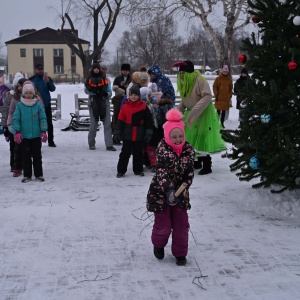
[113,85,153,178]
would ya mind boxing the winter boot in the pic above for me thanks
[198,155,212,175]
[154,246,164,260]
[36,176,45,182]
[194,157,204,169]
[22,177,32,183]
[176,256,187,266]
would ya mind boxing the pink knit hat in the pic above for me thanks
[163,109,185,155]
[22,82,35,95]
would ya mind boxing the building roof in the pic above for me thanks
[5,27,90,45]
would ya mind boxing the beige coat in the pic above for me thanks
[177,76,212,127]
[213,74,233,111]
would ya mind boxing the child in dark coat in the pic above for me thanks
[147,109,195,266]
[233,68,251,126]
[114,85,153,177]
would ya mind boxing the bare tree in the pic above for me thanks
[125,0,250,68]
[55,0,123,79]
[183,25,217,69]
[116,15,182,71]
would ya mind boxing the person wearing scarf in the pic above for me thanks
[12,83,48,183]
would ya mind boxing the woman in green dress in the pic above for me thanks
[171,60,226,175]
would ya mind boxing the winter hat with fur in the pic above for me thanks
[13,77,27,93]
[22,83,35,95]
[163,109,185,156]
[13,75,23,87]
[139,66,147,72]
[121,63,131,71]
[137,71,149,86]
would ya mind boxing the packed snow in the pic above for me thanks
[0,79,299,300]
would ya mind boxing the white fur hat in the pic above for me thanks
[13,75,23,87]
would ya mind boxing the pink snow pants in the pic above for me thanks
[151,205,189,257]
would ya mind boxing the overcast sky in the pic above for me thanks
[0,1,256,63]
[0,0,125,59]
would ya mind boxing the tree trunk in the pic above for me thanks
[224,14,235,66]
[201,16,224,68]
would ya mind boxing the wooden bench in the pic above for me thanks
[74,94,90,119]
[73,94,214,121]
[74,94,182,119]
[51,94,62,120]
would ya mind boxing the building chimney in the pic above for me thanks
[19,29,36,36]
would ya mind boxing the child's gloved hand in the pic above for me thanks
[3,126,9,138]
[166,188,180,206]
[14,132,23,144]
[40,132,48,143]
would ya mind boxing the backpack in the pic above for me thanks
[0,85,10,106]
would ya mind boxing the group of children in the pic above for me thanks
[1,76,48,183]
[2,61,233,266]
[111,67,174,177]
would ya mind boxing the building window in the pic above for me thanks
[20,49,26,57]
[53,49,63,57]
[54,65,64,74]
[33,48,43,57]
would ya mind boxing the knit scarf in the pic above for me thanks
[21,97,37,106]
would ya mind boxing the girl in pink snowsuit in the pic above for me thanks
[146,109,195,266]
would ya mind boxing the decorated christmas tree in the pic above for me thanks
[221,0,300,193]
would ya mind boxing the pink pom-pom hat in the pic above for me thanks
[163,109,185,155]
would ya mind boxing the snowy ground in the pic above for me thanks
[0,81,300,300]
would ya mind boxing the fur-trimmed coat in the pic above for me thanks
[147,139,195,212]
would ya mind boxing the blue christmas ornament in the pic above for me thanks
[260,114,271,124]
[249,156,260,169]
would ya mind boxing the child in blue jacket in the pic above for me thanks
[13,83,48,183]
